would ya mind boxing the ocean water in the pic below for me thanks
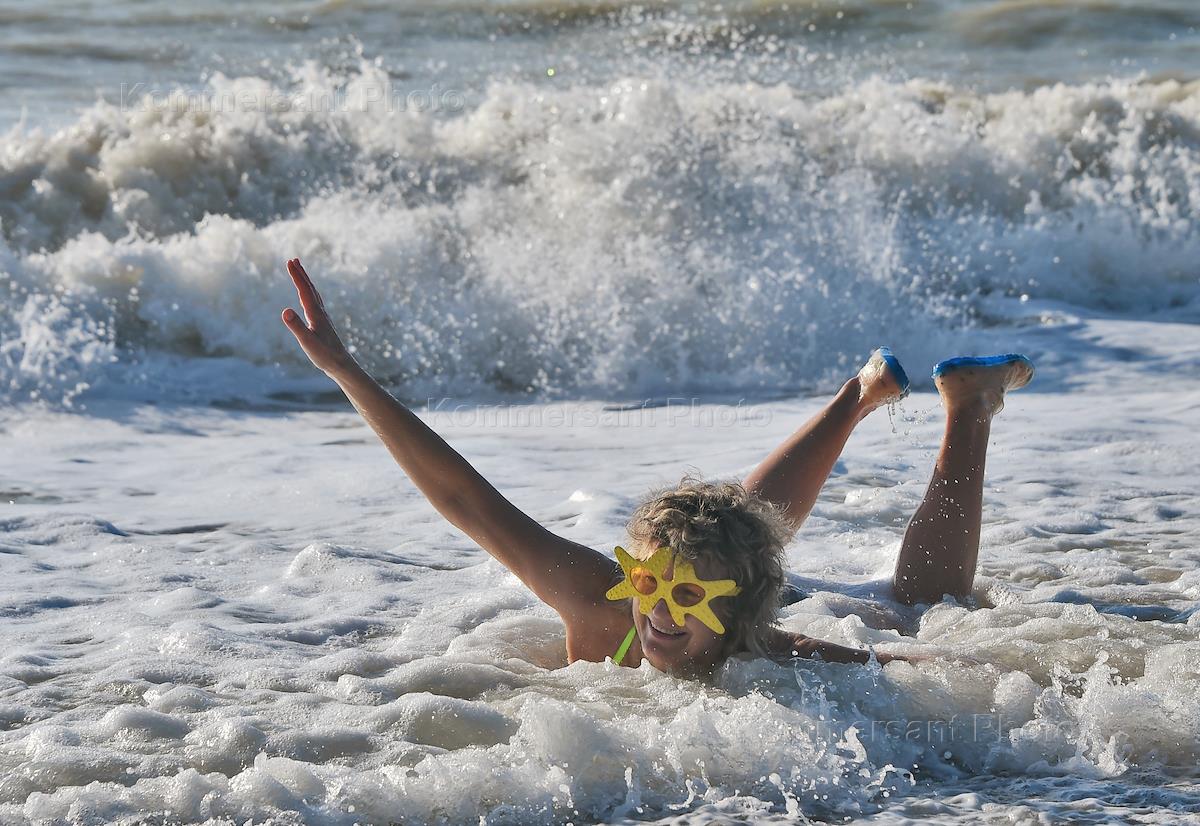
[2,1,1199,823]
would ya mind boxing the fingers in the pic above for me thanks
[281,307,314,343]
[285,258,325,325]
[293,259,325,308]
[285,259,309,305]
[286,258,325,316]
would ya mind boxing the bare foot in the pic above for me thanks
[857,346,910,408]
[933,354,1034,417]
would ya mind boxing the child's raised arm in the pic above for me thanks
[280,258,616,621]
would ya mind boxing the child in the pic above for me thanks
[281,258,1032,679]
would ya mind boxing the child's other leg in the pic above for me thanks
[892,356,1033,605]
[745,348,909,532]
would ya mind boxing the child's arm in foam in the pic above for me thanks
[767,627,910,665]
[280,258,617,619]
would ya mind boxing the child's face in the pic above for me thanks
[630,547,737,678]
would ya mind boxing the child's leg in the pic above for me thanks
[892,356,1033,605]
[745,349,908,532]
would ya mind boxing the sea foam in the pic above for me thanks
[2,68,1197,405]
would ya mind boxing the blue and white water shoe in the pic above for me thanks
[859,346,911,403]
[933,353,1034,384]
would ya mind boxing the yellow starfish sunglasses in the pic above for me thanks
[605,545,741,635]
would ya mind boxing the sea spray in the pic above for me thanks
[2,70,1198,406]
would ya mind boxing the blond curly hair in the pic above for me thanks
[625,475,791,658]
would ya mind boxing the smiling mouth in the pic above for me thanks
[648,617,686,638]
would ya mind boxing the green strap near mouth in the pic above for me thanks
[612,626,637,666]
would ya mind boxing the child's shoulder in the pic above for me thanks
[564,603,638,665]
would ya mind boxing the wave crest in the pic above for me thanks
[2,68,1197,404]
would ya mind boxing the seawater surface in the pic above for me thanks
[1,0,1199,823]
[3,319,1200,824]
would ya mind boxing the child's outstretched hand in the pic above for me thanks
[281,258,357,377]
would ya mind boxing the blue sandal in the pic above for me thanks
[875,346,911,399]
[933,353,1035,384]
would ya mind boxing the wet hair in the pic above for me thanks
[626,475,791,658]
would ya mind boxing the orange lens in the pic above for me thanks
[630,567,658,595]
[671,583,706,607]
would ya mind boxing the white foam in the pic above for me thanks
[2,70,1197,405]
[1,317,1198,822]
